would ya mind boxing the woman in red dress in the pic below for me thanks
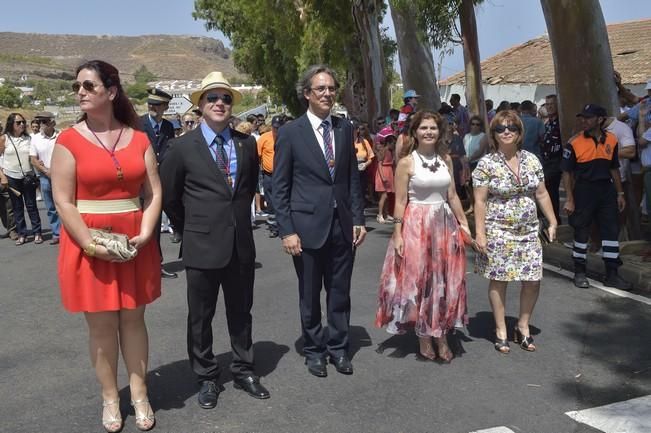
[376,111,471,363]
[51,60,161,432]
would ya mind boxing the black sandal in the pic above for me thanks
[514,327,536,352]
[494,337,510,354]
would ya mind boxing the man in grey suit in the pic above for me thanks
[160,71,270,409]
[273,65,366,378]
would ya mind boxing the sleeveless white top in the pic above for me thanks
[408,151,450,204]
[2,134,32,179]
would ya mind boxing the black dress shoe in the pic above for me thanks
[573,272,589,288]
[330,356,353,375]
[198,380,219,409]
[233,376,270,399]
[161,268,178,279]
[305,358,327,377]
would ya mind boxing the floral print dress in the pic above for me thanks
[472,150,544,281]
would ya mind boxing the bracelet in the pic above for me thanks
[617,192,625,196]
[83,241,97,257]
[393,218,403,224]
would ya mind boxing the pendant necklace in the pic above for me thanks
[499,151,521,185]
[416,151,441,173]
[87,121,125,181]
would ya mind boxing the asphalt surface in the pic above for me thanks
[1,205,650,433]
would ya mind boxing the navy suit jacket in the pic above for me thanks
[272,113,364,249]
[141,114,175,164]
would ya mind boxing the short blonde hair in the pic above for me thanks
[235,121,254,135]
[488,110,524,152]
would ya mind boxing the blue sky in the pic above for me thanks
[4,0,649,79]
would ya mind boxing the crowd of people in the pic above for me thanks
[0,58,649,432]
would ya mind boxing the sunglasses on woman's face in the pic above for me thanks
[72,80,103,92]
[14,120,26,125]
[493,124,520,134]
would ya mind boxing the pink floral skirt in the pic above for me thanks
[375,201,468,337]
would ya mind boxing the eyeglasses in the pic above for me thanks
[15,120,26,125]
[310,86,337,96]
[205,93,233,105]
[184,120,195,126]
[471,122,482,126]
[37,119,52,124]
[493,124,520,134]
[72,80,103,92]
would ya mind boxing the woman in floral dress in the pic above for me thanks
[473,110,557,354]
[376,111,471,363]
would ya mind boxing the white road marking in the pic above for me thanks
[565,395,651,432]
[542,263,651,306]
[470,427,515,433]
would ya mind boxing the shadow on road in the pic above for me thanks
[293,325,372,360]
[467,310,541,342]
[118,340,288,414]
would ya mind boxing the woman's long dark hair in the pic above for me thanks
[402,111,448,159]
[75,60,141,130]
[4,113,30,138]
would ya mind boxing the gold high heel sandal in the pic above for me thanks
[131,398,155,431]
[102,399,123,433]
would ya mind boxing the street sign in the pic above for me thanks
[166,95,193,115]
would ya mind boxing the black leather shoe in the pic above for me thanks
[305,358,327,377]
[161,268,178,279]
[330,356,353,375]
[573,272,589,289]
[233,376,270,399]
[198,380,219,409]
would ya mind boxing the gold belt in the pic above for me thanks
[76,197,141,214]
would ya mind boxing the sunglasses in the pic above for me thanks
[37,118,52,124]
[205,93,233,105]
[14,120,26,125]
[493,124,520,134]
[471,122,482,126]
[184,120,195,126]
[72,80,103,92]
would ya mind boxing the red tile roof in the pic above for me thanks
[440,18,650,86]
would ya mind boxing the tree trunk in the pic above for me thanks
[351,0,390,125]
[389,0,441,112]
[540,0,618,141]
[459,0,486,124]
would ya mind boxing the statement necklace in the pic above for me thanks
[86,121,125,181]
[416,151,441,173]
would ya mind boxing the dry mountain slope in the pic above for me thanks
[0,32,239,82]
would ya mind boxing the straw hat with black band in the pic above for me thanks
[190,71,242,106]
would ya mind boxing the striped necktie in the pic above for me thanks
[321,120,335,179]
[153,123,160,136]
[212,135,229,176]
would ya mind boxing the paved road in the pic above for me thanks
[1,206,650,433]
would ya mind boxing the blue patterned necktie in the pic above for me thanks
[212,135,229,179]
[321,120,335,179]
[153,123,160,137]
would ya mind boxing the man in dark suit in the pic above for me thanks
[273,64,366,378]
[160,71,270,409]
[141,87,179,278]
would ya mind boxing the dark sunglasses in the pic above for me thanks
[471,122,482,126]
[72,80,102,92]
[493,124,520,134]
[205,93,233,105]
[184,120,195,126]
[14,120,26,125]
[37,118,52,124]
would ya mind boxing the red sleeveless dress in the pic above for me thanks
[57,127,161,313]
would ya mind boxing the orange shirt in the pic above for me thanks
[354,138,375,162]
[257,131,275,173]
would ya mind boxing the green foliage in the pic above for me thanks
[125,81,149,102]
[392,0,465,48]
[0,85,23,108]
[134,65,157,83]
[193,0,393,115]
[0,53,54,66]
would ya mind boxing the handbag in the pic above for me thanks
[7,135,39,188]
[89,228,138,260]
[538,217,551,245]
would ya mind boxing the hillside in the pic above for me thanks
[0,32,240,82]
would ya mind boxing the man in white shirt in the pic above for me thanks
[29,111,60,244]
